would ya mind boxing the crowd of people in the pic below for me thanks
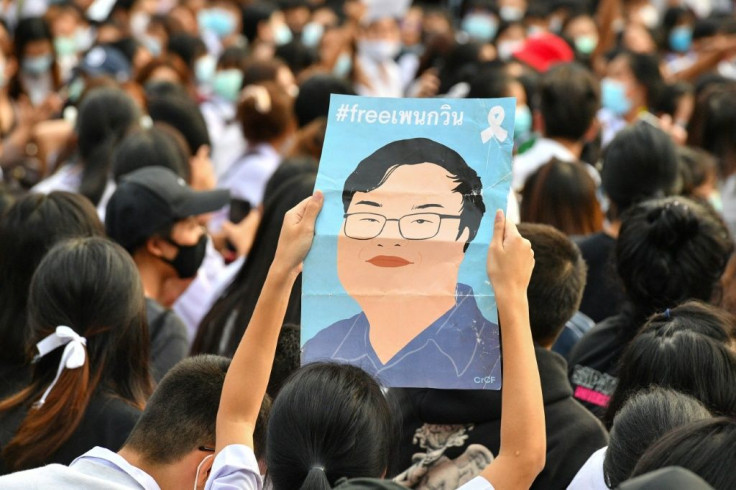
[0,0,735,488]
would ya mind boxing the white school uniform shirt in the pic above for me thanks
[204,444,492,490]
[355,56,404,98]
[0,446,160,489]
[567,446,608,490]
[32,165,115,221]
[512,137,600,193]
[200,97,247,178]
[209,143,281,231]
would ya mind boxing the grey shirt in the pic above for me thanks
[145,298,189,382]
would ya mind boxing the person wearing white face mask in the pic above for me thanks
[0,355,272,490]
[355,16,403,98]
[498,0,527,22]
[494,21,527,62]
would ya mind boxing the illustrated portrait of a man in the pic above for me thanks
[302,137,501,389]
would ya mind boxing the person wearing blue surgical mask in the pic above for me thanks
[461,11,498,43]
[563,13,599,60]
[11,17,62,108]
[498,0,527,23]
[199,47,249,177]
[661,7,697,77]
[599,52,662,147]
[198,7,237,40]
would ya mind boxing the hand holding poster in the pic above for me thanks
[302,95,515,389]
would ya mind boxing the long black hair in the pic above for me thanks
[192,170,316,356]
[603,387,711,488]
[604,301,736,428]
[632,417,736,490]
[76,87,140,205]
[614,196,732,333]
[267,363,395,490]
[0,237,152,471]
[0,192,105,367]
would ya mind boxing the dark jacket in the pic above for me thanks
[0,394,140,474]
[388,346,608,489]
[576,232,626,323]
[567,311,643,418]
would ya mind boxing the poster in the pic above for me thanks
[301,94,515,390]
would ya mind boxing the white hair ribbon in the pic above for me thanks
[240,85,272,114]
[32,326,87,409]
[480,105,508,144]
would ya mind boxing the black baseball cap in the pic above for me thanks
[106,167,229,253]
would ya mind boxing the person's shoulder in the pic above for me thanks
[146,299,187,338]
[575,232,614,252]
[568,317,622,361]
[205,444,262,490]
[69,395,140,451]
[0,464,121,489]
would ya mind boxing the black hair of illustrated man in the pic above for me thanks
[342,138,485,252]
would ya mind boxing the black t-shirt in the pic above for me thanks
[576,232,626,323]
[0,393,141,474]
[145,298,189,382]
[567,312,642,418]
[388,346,608,489]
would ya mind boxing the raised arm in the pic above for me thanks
[215,191,323,453]
[479,210,545,489]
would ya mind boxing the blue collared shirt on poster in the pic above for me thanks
[302,284,501,390]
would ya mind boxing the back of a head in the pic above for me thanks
[615,197,732,317]
[517,222,587,346]
[467,68,515,99]
[631,417,736,490]
[538,62,600,141]
[0,192,104,366]
[604,301,736,426]
[698,84,736,176]
[520,158,603,236]
[147,94,211,155]
[238,81,294,145]
[241,2,278,43]
[112,127,190,183]
[626,52,665,109]
[124,355,230,465]
[28,237,150,380]
[294,74,355,128]
[267,363,393,490]
[76,87,141,205]
[601,123,678,217]
[2,237,151,471]
[604,387,712,488]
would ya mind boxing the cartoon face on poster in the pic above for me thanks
[302,95,515,390]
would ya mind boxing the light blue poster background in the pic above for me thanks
[302,94,515,388]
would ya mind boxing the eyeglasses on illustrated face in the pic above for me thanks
[343,212,462,240]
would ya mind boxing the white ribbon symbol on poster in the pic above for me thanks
[480,106,508,144]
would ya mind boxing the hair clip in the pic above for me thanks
[240,85,271,114]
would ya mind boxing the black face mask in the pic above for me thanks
[162,234,208,279]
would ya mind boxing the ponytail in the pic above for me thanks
[299,466,333,490]
[78,135,115,206]
[0,347,101,471]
